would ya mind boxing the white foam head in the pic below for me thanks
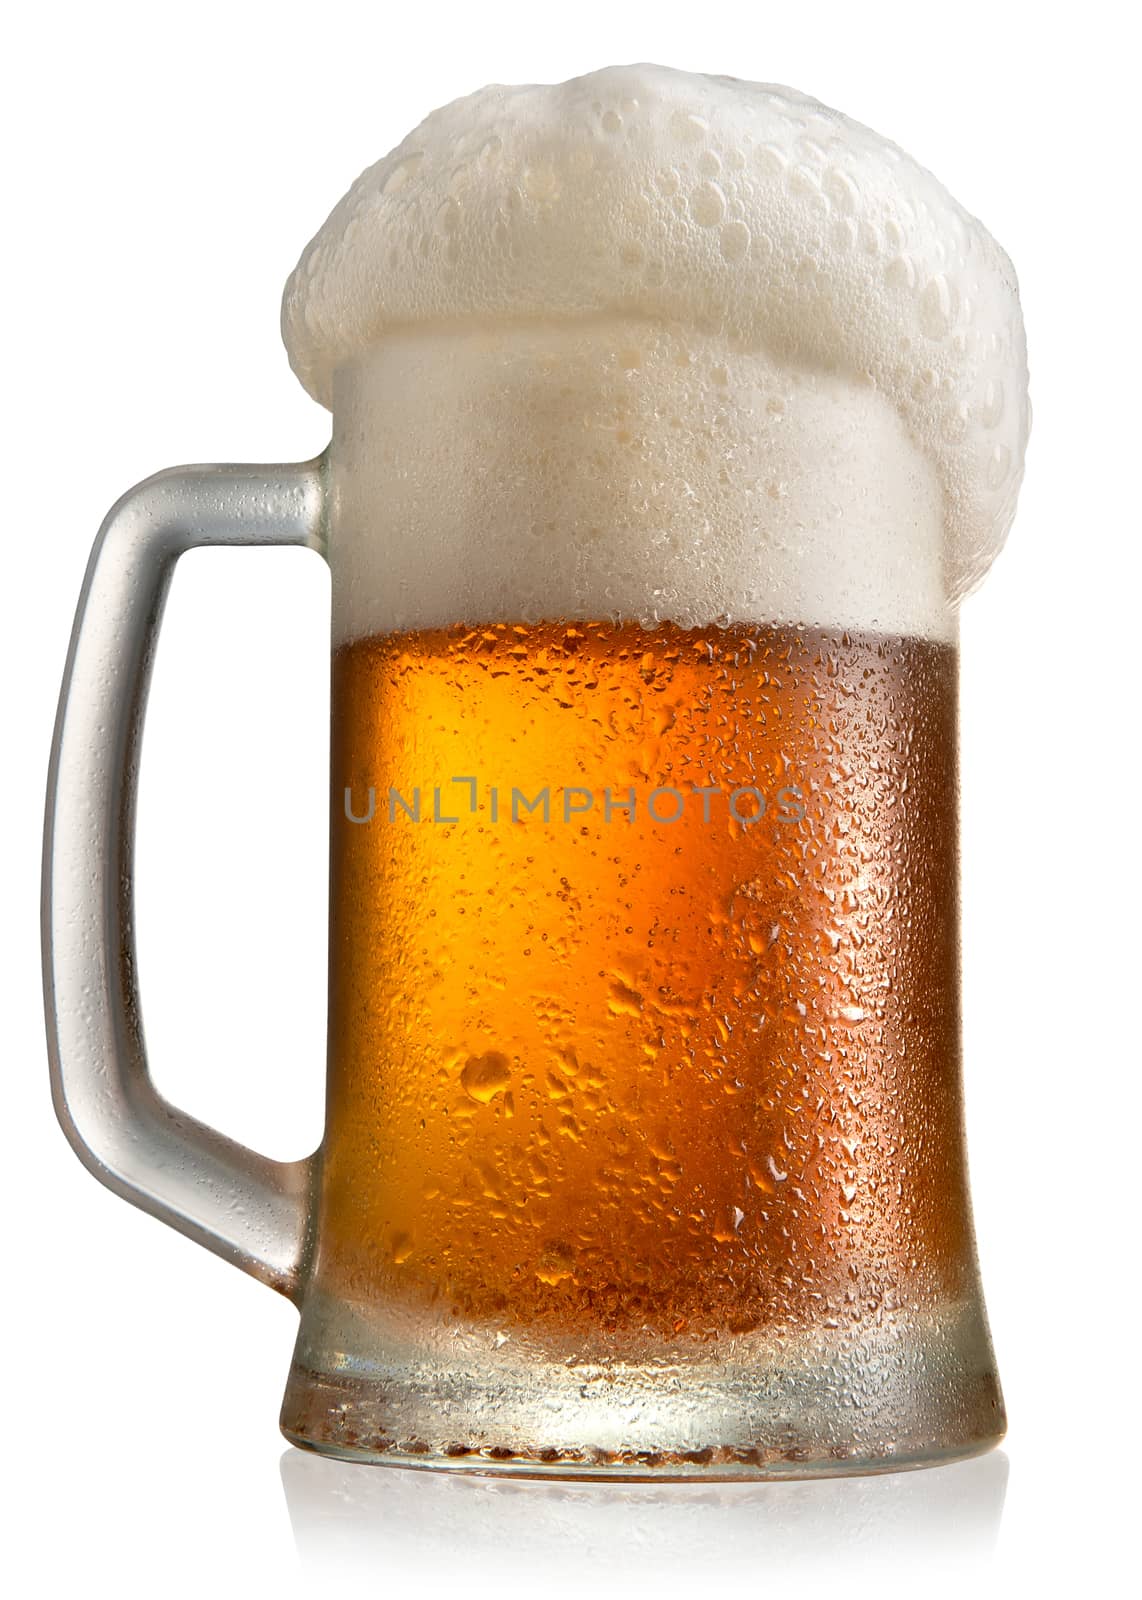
[282,65,1029,643]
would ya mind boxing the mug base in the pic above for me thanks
[279,1296,1004,1480]
[281,1378,1001,1481]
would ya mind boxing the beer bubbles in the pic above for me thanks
[283,64,1029,645]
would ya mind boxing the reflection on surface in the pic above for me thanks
[282,1447,1007,1580]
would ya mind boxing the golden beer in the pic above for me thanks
[315,619,972,1343]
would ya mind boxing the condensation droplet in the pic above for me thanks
[460,1051,512,1103]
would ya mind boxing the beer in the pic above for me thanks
[315,619,971,1344]
[275,63,1028,1469]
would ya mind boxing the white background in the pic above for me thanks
[5,2,1137,1594]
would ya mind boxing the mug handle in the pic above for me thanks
[42,461,326,1301]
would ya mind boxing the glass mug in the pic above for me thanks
[43,321,1004,1478]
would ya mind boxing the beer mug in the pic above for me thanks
[43,66,1029,1477]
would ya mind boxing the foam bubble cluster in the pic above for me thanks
[283,65,1029,636]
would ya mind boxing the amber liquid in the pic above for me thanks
[316,621,970,1343]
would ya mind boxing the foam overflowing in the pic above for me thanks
[283,65,1029,642]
